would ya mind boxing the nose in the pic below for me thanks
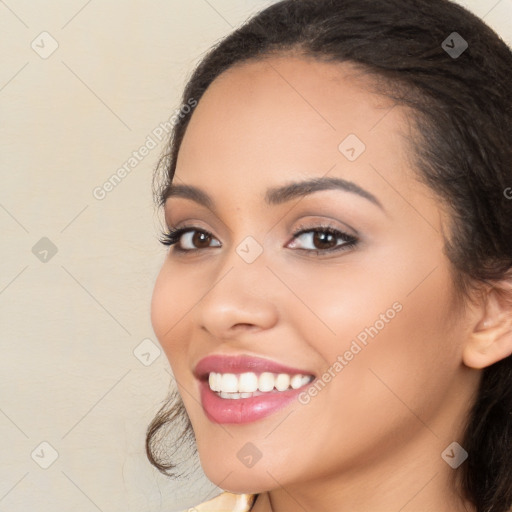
[197,241,280,340]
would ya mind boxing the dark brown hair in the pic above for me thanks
[147,1,512,510]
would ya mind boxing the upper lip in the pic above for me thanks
[193,354,316,380]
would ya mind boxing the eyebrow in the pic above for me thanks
[164,176,384,211]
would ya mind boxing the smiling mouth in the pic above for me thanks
[206,371,315,399]
[194,354,317,422]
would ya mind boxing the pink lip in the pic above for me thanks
[199,381,310,424]
[194,354,316,424]
[193,354,315,380]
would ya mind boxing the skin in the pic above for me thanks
[151,54,512,512]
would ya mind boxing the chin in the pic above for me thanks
[201,460,274,495]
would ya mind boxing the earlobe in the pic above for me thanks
[462,284,512,369]
[462,328,512,369]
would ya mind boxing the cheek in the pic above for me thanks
[150,266,171,346]
[150,263,194,366]
[274,269,460,476]
[277,245,460,422]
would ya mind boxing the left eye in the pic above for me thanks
[288,226,358,253]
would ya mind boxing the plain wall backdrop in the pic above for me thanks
[1,1,511,511]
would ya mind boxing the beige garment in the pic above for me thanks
[180,492,258,511]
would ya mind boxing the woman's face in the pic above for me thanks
[151,56,478,497]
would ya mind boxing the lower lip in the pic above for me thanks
[198,379,310,424]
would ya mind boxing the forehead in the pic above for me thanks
[174,54,420,208]
[184,55,403,138]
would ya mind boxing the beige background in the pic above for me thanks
[0,1,510,511]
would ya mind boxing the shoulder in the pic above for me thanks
[178,492,257,512]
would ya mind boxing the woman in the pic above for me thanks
[147,0,512,511]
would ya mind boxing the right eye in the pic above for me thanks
[159,226,222,252]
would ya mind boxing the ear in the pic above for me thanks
[462,279,512,369]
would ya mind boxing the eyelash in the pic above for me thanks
[159,223,358,256]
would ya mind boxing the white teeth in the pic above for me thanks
[219,391,254,399]
[207,371,313,396]
[258,372,275,392]
[275,373,290,391]
[220,373,238,393]
[239,372,259,393]
[208,372,220,392]
[290,374,303,389]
